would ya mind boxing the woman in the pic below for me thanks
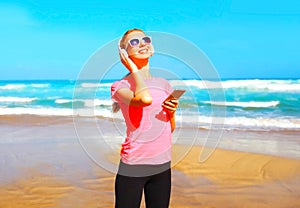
[111,28,179,208]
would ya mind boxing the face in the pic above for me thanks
[122,31,154,59]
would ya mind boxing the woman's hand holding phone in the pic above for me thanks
[162,89,185,114]
[162,99,179,114]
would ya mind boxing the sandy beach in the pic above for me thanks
[1,115,300,208]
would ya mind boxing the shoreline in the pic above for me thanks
[1,143,300,207]
[1,114,300,159]
[1,115,300,207]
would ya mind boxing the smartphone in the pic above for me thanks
[163,89,186,102]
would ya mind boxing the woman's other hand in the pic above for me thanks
[119,49,139,73]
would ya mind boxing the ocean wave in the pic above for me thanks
[172,79,300,92]
[54,99,112,107]
[262,83,300,92]
[0,96,37,103]
[80,82,112,88]
[176,115,300,130]
[0,84,26,90]
[221,79,300,92]
[30,83,50,88]
[0,107,113,117]
[203,101,280,108]
[93,99,112,106]
[170,80,223,89]
[224,116,300,129]
[55,99,72,104]
[0,107,73,116]
[83,99,112,107]
[1,106,299,130]
[0,83,50,90]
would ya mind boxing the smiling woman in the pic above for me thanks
[111,28,180,208]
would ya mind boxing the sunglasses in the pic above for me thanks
[127,36,152,48]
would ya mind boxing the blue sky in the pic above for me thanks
[0,0,299,80]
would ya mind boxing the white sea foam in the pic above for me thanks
[0,84,26,90]
[177,115,300,130]
[221,79,300,92]
[0,96,37,103]
[1,106,299,130]
[83,99,112,107]
[264,83,300,92]
[80,82,112,88]
[223,116,300,129]
[0,107,73,116]
[172,79,300,92]
[55,99,72,104]
[54,99,112,106]
[170,80,223,89]
[204,101,280,108]
[0,107,112,117]
[93,99,112,106]
[30,83,50,88]
[81,83,100,88]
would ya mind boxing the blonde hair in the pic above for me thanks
[112,101,120,113]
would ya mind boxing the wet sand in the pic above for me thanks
[1,115,300,207]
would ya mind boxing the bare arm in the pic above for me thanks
[115,49,152,107]
[115,71,152,106]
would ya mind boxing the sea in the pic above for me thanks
[0,78,300,131]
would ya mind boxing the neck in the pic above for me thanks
[130,57,148,69]
[130,57,151,78]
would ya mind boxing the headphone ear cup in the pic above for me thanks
[149,45,154,56]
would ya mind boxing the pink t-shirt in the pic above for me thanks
[111,76,173,165]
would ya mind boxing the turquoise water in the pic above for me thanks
[0,79,300,130]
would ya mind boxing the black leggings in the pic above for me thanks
[115,161,171,208]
